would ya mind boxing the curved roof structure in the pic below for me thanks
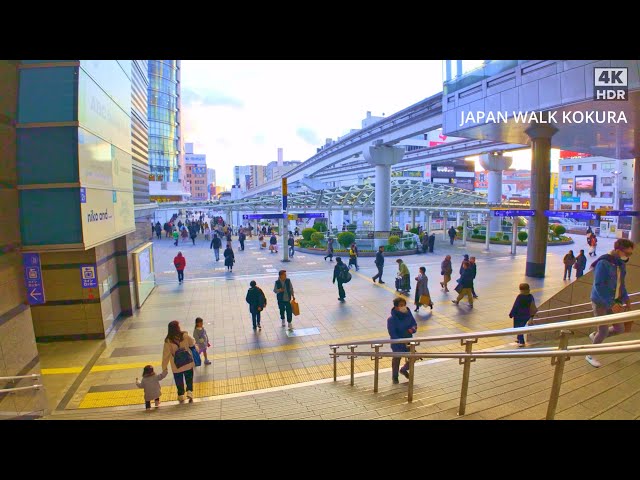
[162,179,527,212]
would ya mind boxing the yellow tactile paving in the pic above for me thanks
[41,367,84,375]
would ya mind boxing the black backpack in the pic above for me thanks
[339,265,352,283]
[173,339,193,368]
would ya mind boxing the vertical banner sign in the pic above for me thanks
[80,264,98,288]
[282,177,288,211]
[23,253,45,305]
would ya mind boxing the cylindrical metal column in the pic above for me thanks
[443,211,448,240]
[525,124,557,277]
[511,216,518,255]
[411,210,416,228]
[485,214,491,251]
[427,212,432,235]
[462,214,468,247]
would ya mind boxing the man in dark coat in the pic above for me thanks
[428,233,436,253]
[448,226,457,245]
[372,246,385,284]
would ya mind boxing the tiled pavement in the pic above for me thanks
[38,230,620,416]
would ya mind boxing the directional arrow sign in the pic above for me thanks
[23,253,45,305]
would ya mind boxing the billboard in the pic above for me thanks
[575,175,596,192]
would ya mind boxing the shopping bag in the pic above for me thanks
[290,299,300,316]
[190,345,201,367]
[419,294,431,305]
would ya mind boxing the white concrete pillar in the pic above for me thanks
[456,212,461,227]
[480,153,512,236]
[485,214,491,252]
[462,213,468,247]
[511,217,518,255]
[427,212,432,235]
[443,211,448,240]
[411,210,416,228]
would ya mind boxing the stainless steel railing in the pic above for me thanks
[0,374,42,395]
[329,310,640,420]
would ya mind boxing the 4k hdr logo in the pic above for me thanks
[594,67,628,101]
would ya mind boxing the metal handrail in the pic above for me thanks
[532,299,640,323]
[534,292,640,317]
[0,374,40,382]
[330,309,639,348]
[0,384,43,394]
[329,310,640,419]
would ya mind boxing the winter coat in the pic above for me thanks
[386,308,417,353]
[246,286,267,313]
[173,254,186,271]
[270,235,277,245]
[223,248,235,266]
[441,259,452,276]
[161,332,196,374]
[375,251,384,267]
[415,273,430,297]
[509,293,535,320]
[457,268,474,289]
[591,253,629,308]
[563,254,576,266]
[327,240,334,253]
[136,371,168,402]
[575,254,587,272]
[210,236,222,249]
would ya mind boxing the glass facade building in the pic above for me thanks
[148,60,182,183]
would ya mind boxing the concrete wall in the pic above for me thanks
[0,61,47,419]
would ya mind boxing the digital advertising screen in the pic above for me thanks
[574,175,596,192]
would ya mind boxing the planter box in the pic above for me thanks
[295,247,420,257]
[467,238,574,246]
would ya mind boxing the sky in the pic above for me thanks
[180,60,558,186]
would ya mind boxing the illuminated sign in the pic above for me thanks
[545,210,598,220]
[492,209,535,217]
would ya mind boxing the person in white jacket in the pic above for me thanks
[162,320,196,402]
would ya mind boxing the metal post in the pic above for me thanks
[462,214,468,247]
[282,217,290,262]
[511,216,518,255]
[546,329,572,420]
[407,343,417,403]
[349,345,356,386]
[332,346,338,381]
[411,209,416,229]
[458,339,477,416]
[443,211,448,240]
[485,213,491,251]
[373,344,381,393]
[456,211,461,227]
[427,212,432,236]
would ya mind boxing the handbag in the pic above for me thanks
[290,298,300,316]
[419,294,432,305]
[190,345,201,367]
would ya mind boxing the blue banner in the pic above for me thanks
[23,253,45,305]
[492,209,535,217]
[242,213,286,220]
[297,213,325,218]
[80,264,98,288]
[545,210,598,220]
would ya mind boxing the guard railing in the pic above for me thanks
[329,310,640,420]
[0,374,43,395]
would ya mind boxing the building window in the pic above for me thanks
[592,164,597,170]
[602,177,613,186]
[600,192,613,198]
[561,166,574,172]
[577,165,582,171]
[602,162,614,171]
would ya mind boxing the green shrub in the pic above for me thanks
[457,226,463,231]
[473,228,480,235]
[518,231,528,242]
[346,224,357,232]
[559,235,572,241]
[310,232,325,246]
[337,231,356,248]
[299,239,313,248]
[312,222,327,232]
[409,227,420,235]
[390,227,402,236]
[404,240,413,249]
[385,244,397,252]
[302,228,316,241]
[502,234,509,241]
[388,235,400,246]
[553,225,566,236]
[494,232,503,240]
[471,234,486,240]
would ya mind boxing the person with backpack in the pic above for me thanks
[372,245,385,284]
[448,226,457,245]
[269,233,278,253]
[238,229,246,251]
[509,283,537,347]
[273,270,295,329]
[161,320,196,403]
[173,251,186,284]
[246,280,267,331]
[210,233,222,261]
[333,257,351,302]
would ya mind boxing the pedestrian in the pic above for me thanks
[414,266,433,312]
[333,257,350,302]
[509,283,537,347]
[164,221,171,238]
[459,254,470,275]
[588,233,598,257]
[193,317,211,365]
[294,227,300,236]
[269,233,278,253]
[136,365,168,410]
[324,237,334,262]
[421,233,429,253]
[448,226,457,245]
[387,297,417,384]
[223,243,235,272]
[273,270,295,329]
[172,228,179,246]
[259,233,266,250]
[210,233,222,261]
[189,225,198,245]
[348,242,359,271]
[440,255,452,292]
[469,256,479,299]
[575,249,587,278]
[204,225,211,241]
[246,280,267,331]
[395,259,410,294]
[586,239,634,368]
[181,227,188,244]
[452,260,474,308]
[586,225,593,235]
[372,245,385,284]
[155,222,162,240]
[428,233,435,253]
[238,229,246,251]
[173,251,186,284]
[563,250,576,280]
[161,320,196,403]
[288,232,295,257]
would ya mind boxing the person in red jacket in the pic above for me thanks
[173,251,186,284]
